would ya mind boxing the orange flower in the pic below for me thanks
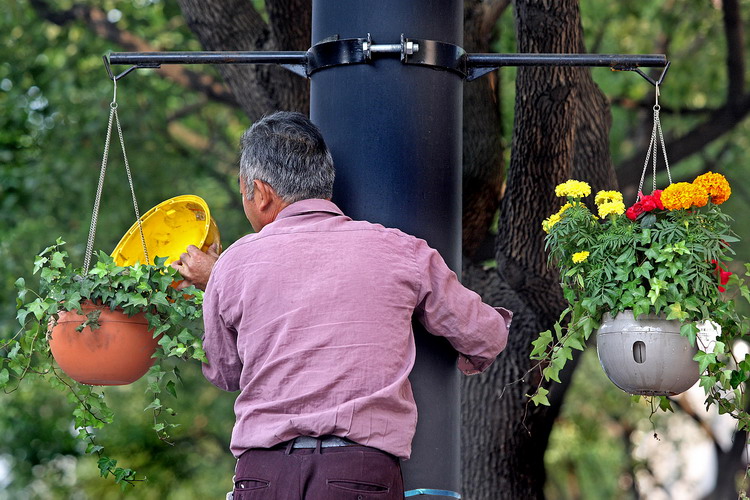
[661,182,709,210]
[693,172,731,205]
[692,185,709,208]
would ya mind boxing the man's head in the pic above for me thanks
[239,111,335,205]
[237,112,335,231]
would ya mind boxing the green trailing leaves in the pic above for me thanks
[529,177,750,431]
[6,241,205,487]
[530,387,550,407]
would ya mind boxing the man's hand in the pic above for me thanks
[171,243,220,290]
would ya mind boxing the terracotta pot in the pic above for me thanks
[49,301,158,386]
[596,310,699,396]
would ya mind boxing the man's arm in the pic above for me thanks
[413,239,512,375]
[201,270,243,391]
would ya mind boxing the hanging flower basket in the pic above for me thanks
[596,310,699,396]
[49,301,158,386]
[5,80,213,486]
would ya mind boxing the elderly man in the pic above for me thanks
[172,111,512,500]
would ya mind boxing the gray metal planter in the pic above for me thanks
[596,310,700,396]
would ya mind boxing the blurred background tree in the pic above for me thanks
[1,0,748,498]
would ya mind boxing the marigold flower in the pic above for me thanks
[542,213,561,233]
[557,202,573,216]
[597,200,625,218]
[661,182,709,210]
[555,180,591,199]
[572,251,590,264]
[594,190,623,206]
[693,172,731,205]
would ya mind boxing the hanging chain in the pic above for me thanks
[636,84,672,202]
[83,97,115,272]
[83,79,149,273]
[113,104,149,265]
[655,86,672,186]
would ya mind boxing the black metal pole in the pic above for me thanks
[109,51,308,66]
[108,51,666,69]
[309,2,463,498]
[466,52,666,68]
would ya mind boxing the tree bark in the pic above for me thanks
[461,0,510,256]
[177,0,310,119]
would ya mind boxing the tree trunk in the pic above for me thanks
[461,0,614,498]
[461,0,509,256]
[177,0,310,119]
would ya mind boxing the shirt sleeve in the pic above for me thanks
[413,238,512,375]
[201,269,243,392]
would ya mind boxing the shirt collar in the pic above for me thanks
[275,199,344,221]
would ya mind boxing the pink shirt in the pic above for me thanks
[202,199,512,459]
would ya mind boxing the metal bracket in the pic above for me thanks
[308,34,468,77]
[612,60,671,87]
[307,35,368,75]
[401,36,467,77]
[103,55,159,81]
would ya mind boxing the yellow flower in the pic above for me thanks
[542,201,591,233]
[557,202,573,215]
[661,182,709,210]
[597,200,625,218]
[693,171,731,205]
[572,251,590,264]
[542,213,561,233]
[594,190,623,206]
[555,180,591,199]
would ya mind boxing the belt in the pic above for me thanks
[289,436,355,449]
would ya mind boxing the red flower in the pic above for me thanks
[626,191,664,221]
[641,197,658,211]
[712,260,733,292]
[652,190,664,209]
[626,203,644,220]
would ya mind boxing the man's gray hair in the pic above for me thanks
[239,111,335,203]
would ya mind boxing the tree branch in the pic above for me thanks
[610,96,717,115]
[722,0,745,103]
[480,0,512,41]
[177,0,310,119]
[29,0,237,107]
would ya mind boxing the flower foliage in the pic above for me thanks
[529,174,750,430]
[3,240,206,488]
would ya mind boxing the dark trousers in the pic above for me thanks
[233,441,404,499]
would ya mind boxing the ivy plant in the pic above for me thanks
[2,239,206,489]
